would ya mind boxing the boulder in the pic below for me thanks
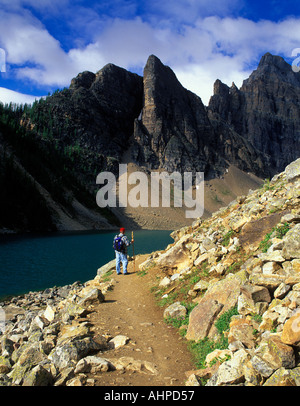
[240,284,271,303]
[108,335,129,349]
[57,322,90,345]
[285,158,300,181]
[186,299,223,341]
[0,356,12,374]
[43,305,56,323]
[228,318,256,349]
[74,356,112,374]
[266,336,296,369]
[97,259,116,277]
[159,277,171,288]
[163,302,187,320]
[274,283,291,299]
[206,349,249,386]
[263,367,300,386]
[186,273,244,341]
[282,224,300,260]
[155,235,193,272]
[22,365,53,386]
[250,355,276,378]
[78,288,105,307]
[48,337,102,370]
[281,310,300,345]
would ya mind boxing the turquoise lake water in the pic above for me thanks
[0,230,173,300]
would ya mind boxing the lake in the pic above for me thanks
[0,229,173,300]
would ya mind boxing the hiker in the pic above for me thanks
[113,227,134,275]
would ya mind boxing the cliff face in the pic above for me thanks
[208,53,300,175]
[132,55,217,174]
[132,54,294,178]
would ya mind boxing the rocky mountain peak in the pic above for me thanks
[70,71,96,90]
[243,52,300,88]
[208,52,300,176]
[132,54,216,173]
[258,52,288,68]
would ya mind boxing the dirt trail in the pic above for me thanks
[88,255,195,386]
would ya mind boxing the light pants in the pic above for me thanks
[115,251,128,274]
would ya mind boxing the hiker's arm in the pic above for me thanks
[124,236,131,246]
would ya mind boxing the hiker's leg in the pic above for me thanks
[121,252,128,274]
[115,251,121,274]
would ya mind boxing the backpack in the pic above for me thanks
[113,235,125,252]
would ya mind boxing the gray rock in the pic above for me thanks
[163,302,187,320]
[48,337,102,370]
[22,365,53,386]
[282,224,300,260]
[78,288,105,307]
[285,158,300,181]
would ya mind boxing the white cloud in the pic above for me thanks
[0,5,299,106]
[175,58,252,106]
[0,87,42,105]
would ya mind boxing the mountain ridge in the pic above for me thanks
[0,52,299,232]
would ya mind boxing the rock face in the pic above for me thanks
[208,53,300,176]
[132,53,300,178]
[132,55,217,174]
[132,55,270,178]
[28,52,300,181]
[30,63,144,178]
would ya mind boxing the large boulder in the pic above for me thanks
[285,158,300,181]
[282,224,300,260]
[186,273,246,341]
[155,235,193,272]
[281,310,300,345]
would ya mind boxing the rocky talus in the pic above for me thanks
[140,157,300,386]
[0,158,300,386]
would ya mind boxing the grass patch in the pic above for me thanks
[260,178,275,192]
[101,270,113,282]
[187,306,238,372]
[164,301,197,331]
[259,222,291,253]
[221,230,236,247]
[215,306,239,335]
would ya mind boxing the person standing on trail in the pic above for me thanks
[113,227,134,275]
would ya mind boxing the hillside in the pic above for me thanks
[137,157,300,386]
[0,157,299,387]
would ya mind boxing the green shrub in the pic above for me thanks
[215,306,239,335]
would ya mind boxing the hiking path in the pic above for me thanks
[87,255,195,386]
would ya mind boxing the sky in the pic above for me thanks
[0,0,300,106]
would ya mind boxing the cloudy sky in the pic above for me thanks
[0,0,300,106]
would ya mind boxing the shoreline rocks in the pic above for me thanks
[0,275,152,386]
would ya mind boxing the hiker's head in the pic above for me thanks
[120,227,125,234]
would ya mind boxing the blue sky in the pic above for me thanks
[0,0,300,105]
